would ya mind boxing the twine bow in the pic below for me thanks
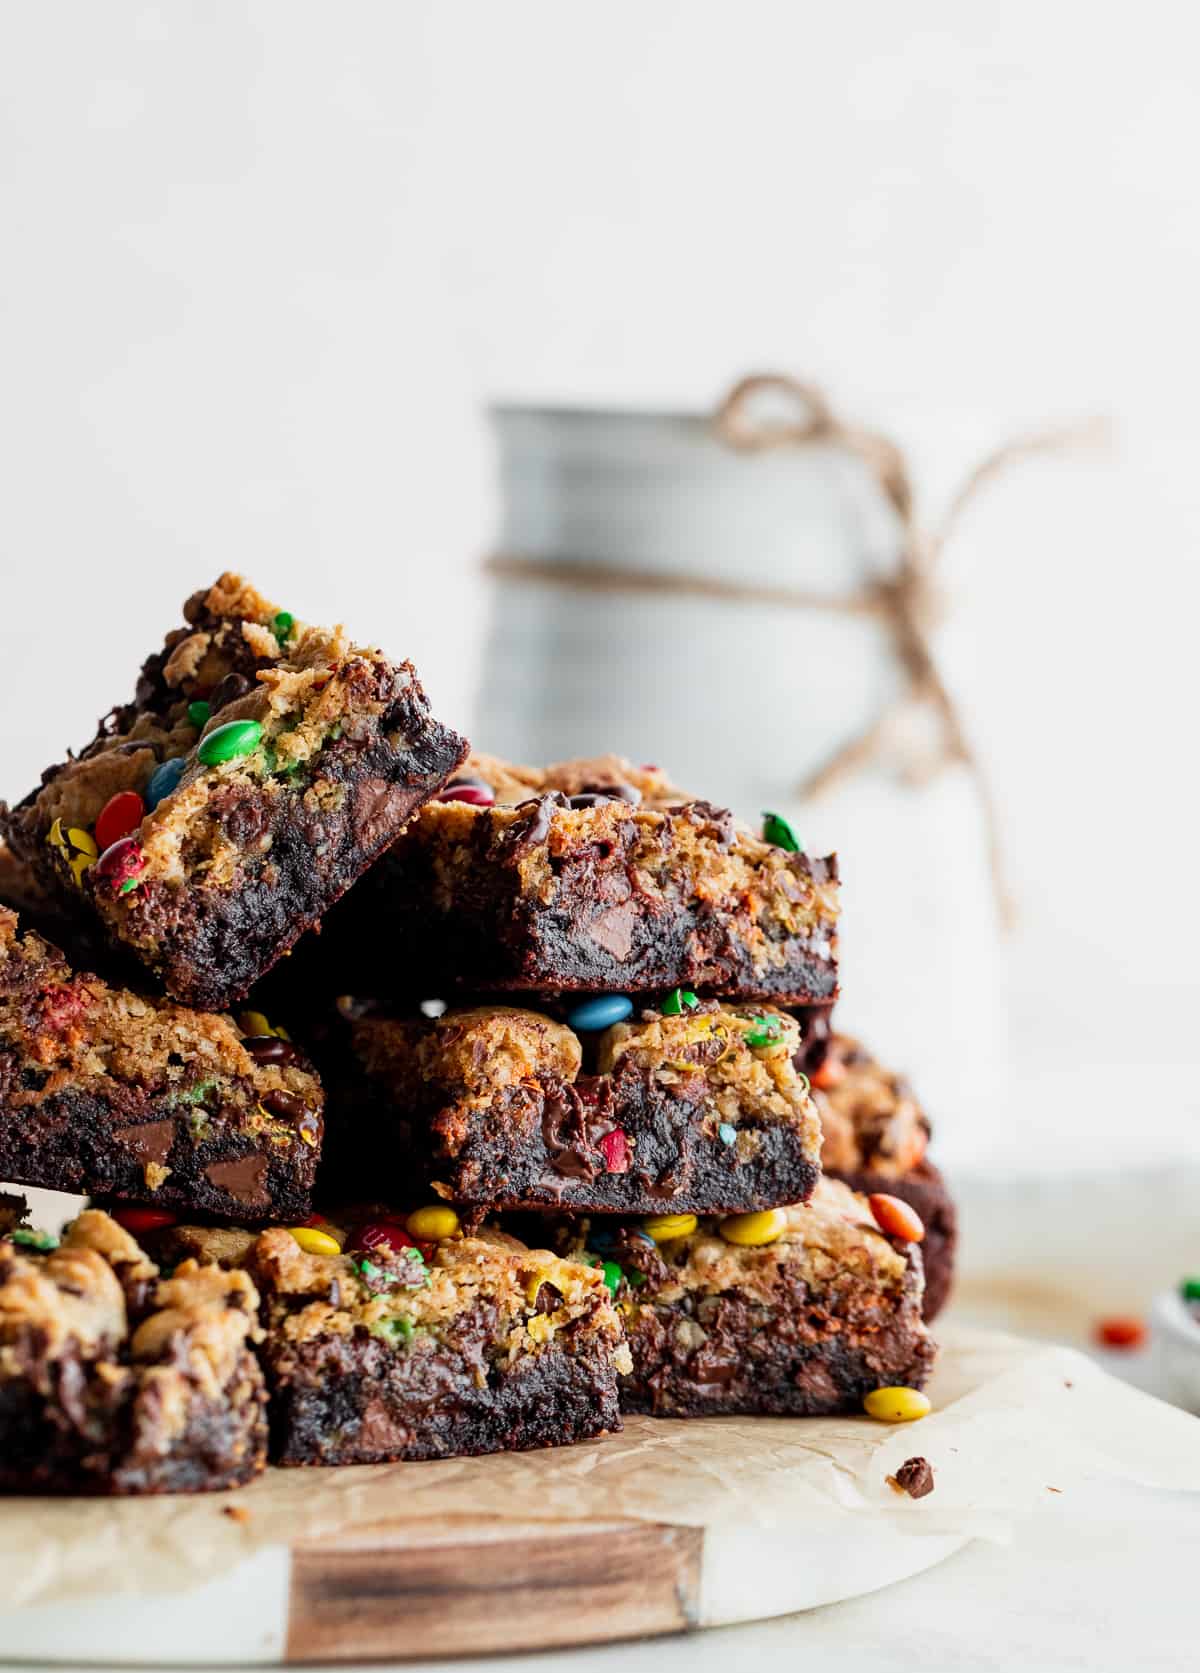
[488,375,1110,928]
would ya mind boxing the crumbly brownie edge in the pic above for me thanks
[266,1326,621,1466]
[109,1348,268,1494]
[358,865,839,1002]
[408,1082,821,1214]
[0,1355,117,1493]
[352,794,838,1003]
[620,1252,935,1418]
[826,1160,957,1322]
[0,1214,269,1494]
[331,1006,823,1215]
[0,1089,318,1223]
[125,701,468,1010]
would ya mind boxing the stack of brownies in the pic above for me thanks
[0,575,952,1494]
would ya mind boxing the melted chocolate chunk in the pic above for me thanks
[505,792,569,856]
[260,1088,309,1124]
[210,671,253,713]
[244,1036,300,1067]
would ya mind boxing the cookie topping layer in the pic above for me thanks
[254,1222,632,1378]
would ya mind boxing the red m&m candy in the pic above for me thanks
[95,791,146,852]
[598,1128,630,1173]
[94,837,146,893]
[1095,1315,1146,1350]
[354,1220,433,1262]
[111,1205,177,1233]
[434,778,495,807]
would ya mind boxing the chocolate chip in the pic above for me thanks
[568,792,619,809]
[244,1036,299,1066]
[215,794,269,847]
[506,793,567,855]
[534,1281,564,1314]
[211,671,253,713]
[584,780,642,805]
[260,1088,308,1123]
[890,1456,935,1498]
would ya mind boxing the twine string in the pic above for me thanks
[488,374,1111,928]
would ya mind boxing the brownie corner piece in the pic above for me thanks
[3,573,468,1008]
[814,1031,956,1321]
[335,999,822,1214]
[568,1177,936,1417]
[346,752,838,1001]
[0,908,324,1222]
[0,1207,266,1494]
[250,1220,628,1465]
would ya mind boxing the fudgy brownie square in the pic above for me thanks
[0,1208,266,1494]
[335,753,838,1002]
[813,1031,956,1321]
[557,1177,935,1417]
[0,910,323,1222]
[328,999,824,1214]
[151,1210,631,1465]
[3,574,467,1009]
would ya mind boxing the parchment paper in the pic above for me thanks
[4,1324,1199,1610]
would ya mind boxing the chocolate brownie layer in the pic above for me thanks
[813,1031,955,1320]
[329,1001,823,1214]
[252,1219,628,1465]
[0,1209,266,1494]
[0,911,323,1221]
[557,1178,935,1417]
[334,753,838,1002]
[3,574,467,1009]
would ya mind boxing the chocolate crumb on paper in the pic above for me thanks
[223,1504,251,1522]
[887,1456,935,1499]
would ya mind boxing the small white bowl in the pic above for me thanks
[1153,1288,1200,1414]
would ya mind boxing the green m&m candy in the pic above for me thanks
[762,811,802,852]
[197,719,264,767]
[600,1260,623,1297]
[187,699,212,729]
[661,987,699,1016]
[10,1228,58,1251]
[744,1014,785,1049]
[273,611,295,641]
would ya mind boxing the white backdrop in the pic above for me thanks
[1,3,1197,1169]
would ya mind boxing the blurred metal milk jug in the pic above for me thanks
[474,399,1009,1134]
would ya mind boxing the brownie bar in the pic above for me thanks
[813,1031,956,1320]
[3,574,467,1009]
[0,1208,266,1494]
[329,1000,823,1214]
[156,1212,630,1465]
[334,753,838,1002]
[557,1178,935,1417]
[0,910,323,1222]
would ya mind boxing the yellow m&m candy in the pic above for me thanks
[719,1209,788,1247]
[288,1226,341,1257]
[407,1205,460,1241]
[863,1386,932,1423]
[642,1213,698,1243]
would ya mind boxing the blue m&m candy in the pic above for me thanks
[565,995,634,1032]
[144,756,186,811]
